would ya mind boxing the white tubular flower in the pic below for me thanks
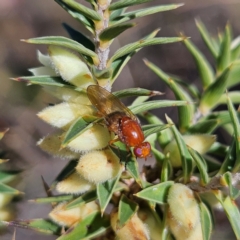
[49,201,99,227]
[48,45,95,88]
[76,148,123,184]
[167,183,202,240]
[67,124,113,152]
[111,209,150,240]
[164,134,216,167]
[37,132,80,160]
[56,172,94,194]
[37,102,94,129]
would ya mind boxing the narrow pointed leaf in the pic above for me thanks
[55,0,95,32]
[109,0,157,10]
[161,155,170,182]
[66,190,97,209]
[228,63,240,88]
[110,28,160,82]
[129,100,190,115]
[0,171,19,183]
[113,88,163,98]
[199,201,213,240]
[183,35,214,89]
[0,183,21,195]
[118,195,138,228]
[110,37,183,63]
[99,22,135,41]
[144,59,194,131]
[143,124,171,138]
[231,36,240,60]
[217,24,231,72]
[126,158,142,187]
[221,196,240,239]
[57,212,110,240]
[187,120,218,134]
[97,172,121,214]
[226,95,240,172]
[62,0,101,21]
[24,36,98,61]
[135,181,174,204]
[217,91,240,105]
[8,219,61,235]
[61,117,94,147]
[13,76,72,87]
[63,23,95,51]
[30,195,74,203]
[188,148,209,185]
[166,116,193,183]
[111,4,183,23]
[195,19,218,58]
[110,8,126,20]
[199,66,232,114]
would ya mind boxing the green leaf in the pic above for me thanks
[143,112,172,149]
[109,37,183,63]
[217,91,240,105]
[161,155,170,182]
[99,22,135,41]
[166,116,193,183]
[182,35,214,89]
[126,158,143,187]
[187,120,218,134]
[218,140,236,174]
[57,212,110,240]
[55,0,95,33]
[118,195,138,228]
[226,94,240,173]
[227,63,240,87]
[63,23,95,51]
[66,190,97,209]
[221,172,240,200]
[110,28,160,82]
[199,66,232,114]
[110,8,126,20]
[195,19,218,59]
[13,76,72,87]
[97,172,121,214]
[8,219,61,235]
[143,124,171,138]
[231,36,240,60]
[0,171,18,184]
[111,4,183,23]
[24,36,98,63]
[144,59,194,131]
[217,24,231,73]
[135,181,174,204]
[129,100,190,115]
[199,201,213,240]
[62,0,101,21]
[109,0,157,10]
[30,195,74,203]
[221,196,240,239]
[113,88,163,98]
[0,183,21,195]
[61,117,93,147]
[188,148,209,185]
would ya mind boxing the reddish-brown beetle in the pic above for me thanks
[87,85,151,159]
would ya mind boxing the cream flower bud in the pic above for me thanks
[37,133,80,159]
[111,209,150,240]
[37,102,93,128]
[49,201,99,227]
[167,184,202,240]
[48,45,95,88]
[138,209,161,240]
[56,172,94,194]
[76,149,123,184]
[43,86,90,104]
[67,125,112,152]
[164,134,216,167]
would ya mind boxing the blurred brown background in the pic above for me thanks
[0,0,240,239]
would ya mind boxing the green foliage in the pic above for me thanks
[12,0,240,239]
